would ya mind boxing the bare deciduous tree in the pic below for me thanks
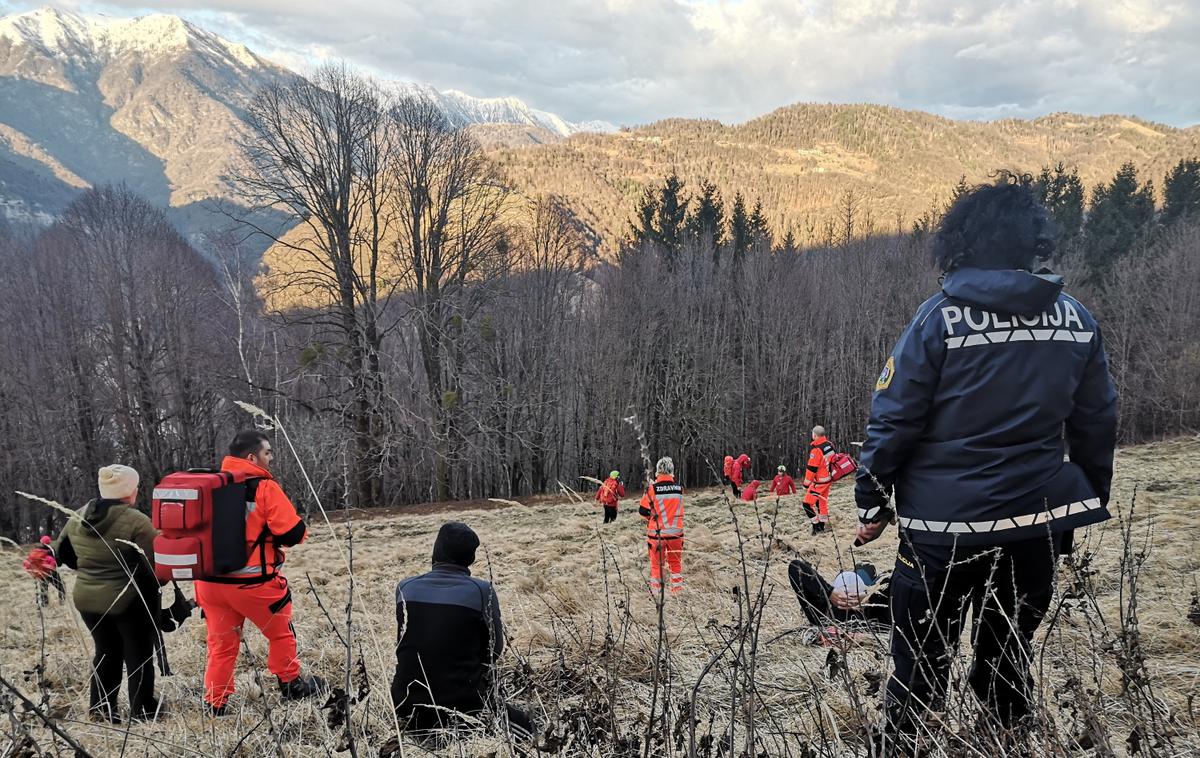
[389,95,510,500]
[231,64,398,507]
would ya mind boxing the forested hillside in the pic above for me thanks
[1,61,1199,538]
[491,105,1200,250]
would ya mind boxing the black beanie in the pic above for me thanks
[431,522,480,568]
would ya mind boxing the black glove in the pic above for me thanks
[158,582,195,633]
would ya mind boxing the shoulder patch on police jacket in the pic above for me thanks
[875,356,895,391]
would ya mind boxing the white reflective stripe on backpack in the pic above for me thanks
[153,488,199,500]
[155,552,198,566]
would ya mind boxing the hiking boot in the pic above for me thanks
[88,705,119,724]
[130,701,168,722]
[279,674,328,700]
[205,702,228,717]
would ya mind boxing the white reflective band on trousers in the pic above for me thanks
[647,527,684,538]
[895,498,1102,534]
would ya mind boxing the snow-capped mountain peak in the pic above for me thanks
[396,82,615,137]
[0,6,261,68]
[0,6,616,227]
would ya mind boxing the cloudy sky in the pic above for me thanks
[4,0,1198,127]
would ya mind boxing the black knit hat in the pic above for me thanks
[431,522,480,567]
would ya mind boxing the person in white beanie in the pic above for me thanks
[51,464,164,722]
[98,464,140,501]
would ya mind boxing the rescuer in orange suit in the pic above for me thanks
[596,470,625,524]
[194,430,327,715]
[639,457,685,596]
[771,465,797,496]
[731,454,751,492]
[721,455,739,497]
[803,426,835,534]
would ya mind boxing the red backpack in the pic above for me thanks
[827,452,858,483]
[151,469,264,582]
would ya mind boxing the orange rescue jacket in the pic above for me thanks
[732,454,750,487]
[639,475,684,538]
[219,456,305,576]
[597,477,626,507]
[804,437,834,489]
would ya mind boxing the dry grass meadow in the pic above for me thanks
[2,439,1198,756]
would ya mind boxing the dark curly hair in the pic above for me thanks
[929,172,1056,273]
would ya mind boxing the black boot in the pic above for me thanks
[130,699,168,722]
[279,674,329,700]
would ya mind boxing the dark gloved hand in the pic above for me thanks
[158,582,195,633]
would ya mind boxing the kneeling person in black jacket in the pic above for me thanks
[392,522,533,738]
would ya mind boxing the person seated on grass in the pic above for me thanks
[392,522,534,740]
[787,558,891,631]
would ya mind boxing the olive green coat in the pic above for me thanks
[54,499,158,616]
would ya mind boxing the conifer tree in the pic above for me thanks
[655,173,689,259]
[629,187,658,245]
[748,198,772,249]
[1084,161,1156,278]
[780,228,797,255]
[1162,157,1200,224]
[687,179,725,257]
[949,175,970,204]
[730,192,751,260]
[1036,163,1085,250]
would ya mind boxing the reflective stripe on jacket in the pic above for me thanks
[640,475,684,538]
[804,438,834,488]
[855,268,1118,545]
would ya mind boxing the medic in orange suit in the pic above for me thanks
[193,430,328,715]
[639,457,685,596]
[803,426,835,534]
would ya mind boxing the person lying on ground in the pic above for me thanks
[787,558,891,628]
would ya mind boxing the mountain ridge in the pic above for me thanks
[0,6,615,229]
[2,6,1198,256]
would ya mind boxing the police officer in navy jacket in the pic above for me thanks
[854,175,1118,750]
[392,522,533,737]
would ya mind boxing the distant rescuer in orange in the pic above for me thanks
[730,454,751,493]
[722,455,738,497]
[803,426,834,534]
[770,465,797,496]
[639,457,685,596]
[596,470,625,524]
[194,430,327,715]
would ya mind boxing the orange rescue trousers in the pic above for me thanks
[195,575,301,707]
[647,536,684,594]
[803,485,831,525]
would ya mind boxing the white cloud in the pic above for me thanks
[8,0,1200,127]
